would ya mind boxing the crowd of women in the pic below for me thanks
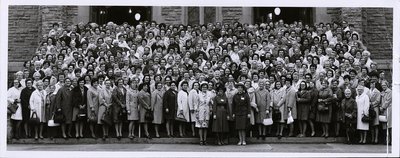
[7,19,392,145]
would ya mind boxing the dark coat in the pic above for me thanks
[55,86,73,124]
[163,89,178,120]
[20,87,36,121]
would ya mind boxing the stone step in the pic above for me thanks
[8,137,346,144]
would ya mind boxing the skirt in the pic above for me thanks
[297,104,309,121]
[112,106,122,123]
[71,107,80,122]
[316,104,332,123]
[97,105,107,124]
[139,107,149,123]
[235,115,249,130]
[212,106,229,133]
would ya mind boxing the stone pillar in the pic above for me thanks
[241,7,253,24]
[216,7,222,23]
[340,8,363,37]
[77,6,90,23]
[199,7,204,25]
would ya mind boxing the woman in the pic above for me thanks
[8,79,23,139]
[126,78,140,139]
[369,82,381,144]
[99,80,113,140]
[255,80,271,140]
[225,81,237,139]
[188,82,200,137]
[380,81,391,145]
[45,85,57,140]
[195,82,211,145]
[55,78,73,139]
[71,77,88,138]
[112,79,127,139]
[296,81,311,137]
[356,85,370,144]
[244,80,257,138]
[87,78,101,139]
[331,79,344,137]
[151,82,165,138]
[316,79,333,138]
[20,78,35,138]
[232,83,251,145]
[271,81,285,139]
[342,89,357,144]
[212,85,230,145]
[282,78,297,137]
[177,81,190,137]
[29,81,47,140]
[138,83,152,139]
[163,82,178,137]
[308,81,319,137]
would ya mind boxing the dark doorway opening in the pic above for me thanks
[90,6,152,25]
[253,7,314,25]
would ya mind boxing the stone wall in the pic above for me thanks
[361,8,393,60]
[222,7,243,24]
[160,7,183,25]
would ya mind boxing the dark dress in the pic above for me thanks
[296,90,311,121]
[331,87,344,123]
[111,87,127,123]
[308,87,319,120]
[20,87,35,122]
[316,88,333,123]
[71,86,88,122]
[163,89,178,120]
[232,92,251,130]
[55,86,73,124]
[342,98,357,127]
[212,95,230,133]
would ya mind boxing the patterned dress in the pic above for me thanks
[195,91,211,128]
[126,88,139,121]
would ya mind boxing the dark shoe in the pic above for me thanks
[156,135,160,138]
[203,141,207,146]
[129,136,134,140]
[278,135,282,139]
[147,135,152,140]
[102,136,106,140]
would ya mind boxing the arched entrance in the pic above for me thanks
[90,6,152,25]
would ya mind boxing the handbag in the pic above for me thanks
[77,108,87,121]
[88,111,97,123]
[361,114,370,123]
[272,109,281,122]
[101,108,113,125]
[8,102,19,114]
[263,118,273,126]
[287,111,294,124]
[48,114,60,127]
[29,112,40,125]
[379,115,388,122]
[175,112,187,122]
[54,108,65,123]
[145,110,154,122]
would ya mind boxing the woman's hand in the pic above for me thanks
[213,115,216,119]
[127,110,131,114]
[232,114,235,119]
[247,114,251,118]
[165,108,169,113]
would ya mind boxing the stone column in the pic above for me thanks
[199,7,204,25]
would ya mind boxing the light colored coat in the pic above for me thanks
[188,89,199,123]
[29,89,47,122]
[369,88,381,126]
[279,86,297,120]
[177,90,190,122]
[381,88,392,128]
[8,87,22,120]
[356,91,370,130]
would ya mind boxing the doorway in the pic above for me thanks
[253,7,314,25]
[90,6,152,25]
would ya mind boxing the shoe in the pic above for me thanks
[156,135,160,138]
[147,135,152,140]
[278,135,282,139]
[242,141,246,146]
[50,137,53,140]
[35,137,38,140]
[129,136,134,140]
[217,141,222,146]
[311,131,315,137]
[39,136,44,139]
[325,135,328,139]
[262,135,266,140]
[102,136,106,140]
[203,141,207,145]
[237,142,242,146]
[200,141,203,146]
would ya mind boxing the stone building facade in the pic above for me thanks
[7,6,393,84]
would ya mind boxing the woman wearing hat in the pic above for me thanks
[356,85,370,144]
[195,82,212,145]
[212,84,230,145]
[232,82,251,145]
